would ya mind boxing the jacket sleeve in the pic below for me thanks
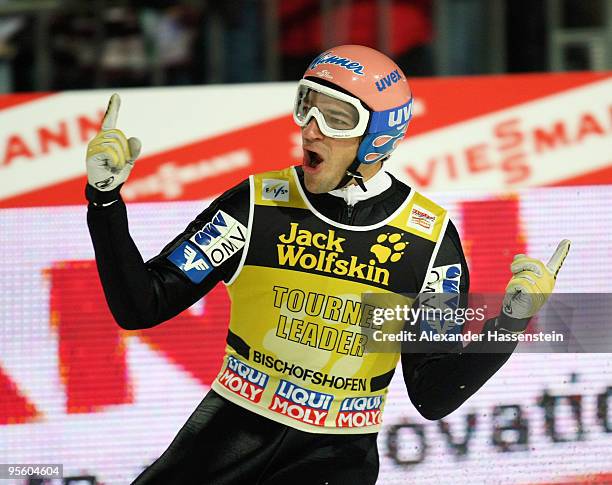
[401,219,529,420]
[86,179,250,330]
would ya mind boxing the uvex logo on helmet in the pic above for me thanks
[375,69,403,92]
[387,102,413,128]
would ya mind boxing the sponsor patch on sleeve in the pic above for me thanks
[408,204,437,235]
[167,242,213,283]
[420,263,463,336]
[424,264,462,294]
[189,210,247,267]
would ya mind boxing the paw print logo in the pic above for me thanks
[370,233,408,264]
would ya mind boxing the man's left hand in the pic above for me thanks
[502,239,571,320]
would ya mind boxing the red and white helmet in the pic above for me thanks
[294,44,413,164]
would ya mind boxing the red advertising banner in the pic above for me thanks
[1,72,611,208]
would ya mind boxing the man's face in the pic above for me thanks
[300,92,361,194]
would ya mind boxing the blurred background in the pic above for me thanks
[1,1,612,485]
[0,0,611,93]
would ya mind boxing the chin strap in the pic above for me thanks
[333,158,367,192]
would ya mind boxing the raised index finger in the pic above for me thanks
[546,239,571,278]
[101,93,121,130]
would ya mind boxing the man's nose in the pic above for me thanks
[302,118,324,140]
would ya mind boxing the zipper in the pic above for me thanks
[341,203,355,224]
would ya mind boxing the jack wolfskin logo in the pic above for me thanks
[369,233,408,264]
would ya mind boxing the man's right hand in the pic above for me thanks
[86,93,142,192]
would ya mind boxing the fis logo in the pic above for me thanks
[408,205,437,235]
[262,179,290,202]
[375,69,403,92]
[388,101,413,128]
[336,396,384,428]
[190,210,247,267]
[167,242,212,283]
[269,380,333,427]
[218,356,269,403]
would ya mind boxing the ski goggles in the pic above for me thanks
[293,79,370,138]
[293,79,414,139]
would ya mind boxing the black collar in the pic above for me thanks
[294,166,411,226]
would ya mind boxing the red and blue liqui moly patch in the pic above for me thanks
[218,356,269,403]
[336,396,384,428]
[269,380,333,427]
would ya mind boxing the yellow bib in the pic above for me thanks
[211,167,448,433]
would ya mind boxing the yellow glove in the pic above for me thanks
[86,93,141,191]
[502,239,571,320]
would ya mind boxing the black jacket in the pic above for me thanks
[86,167,524,420]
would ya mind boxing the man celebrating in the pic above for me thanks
[86,45,569,484]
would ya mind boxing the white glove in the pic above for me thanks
[86,93,141,191]
[502,239,571,320]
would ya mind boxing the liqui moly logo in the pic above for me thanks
[336,396,384,428]
[268,380,333,427]
[309,53,365,75]
[218,356,269,403]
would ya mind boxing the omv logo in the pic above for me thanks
[192,211,229,247]
[189,210,247,267]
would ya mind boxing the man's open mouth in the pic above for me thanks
[304,149,324,168]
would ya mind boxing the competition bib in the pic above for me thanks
[211,167,448,433]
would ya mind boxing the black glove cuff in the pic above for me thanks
[85,183,123,206]
[495,312,530,333]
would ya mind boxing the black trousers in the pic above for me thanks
[131,390,380,485]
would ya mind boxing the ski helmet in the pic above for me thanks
[295,44,413,165]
